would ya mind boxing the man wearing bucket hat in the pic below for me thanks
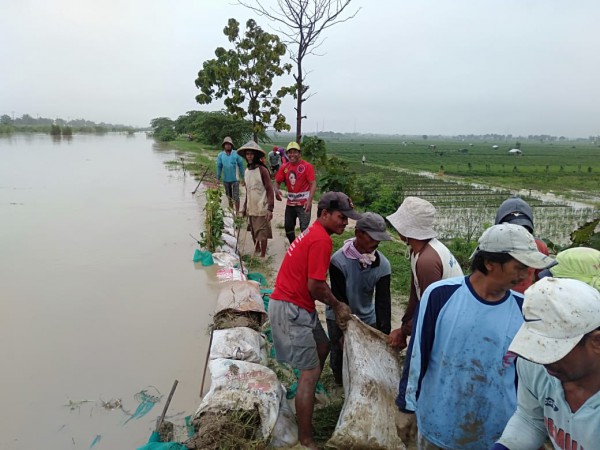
[493,277,600,450]
[273,141,317,244]
[269,191,360,450]
[386,196,463,350]
[495,196,550,293]
[238,141,274,258]
[326,212,393,385]
[216,136,245,214]
[398,223,555,450]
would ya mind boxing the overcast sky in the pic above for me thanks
[1,0,599,137]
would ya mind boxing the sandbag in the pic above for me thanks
[214,280,266,317]
[210,327,267,365]
[327,317,408,450]
[221,233,238,249]
[211,252,239,268]
[195,358,282,440]
[215,267,246,283]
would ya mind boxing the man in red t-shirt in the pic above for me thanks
[274,141,317,244]
[269,191,360,450]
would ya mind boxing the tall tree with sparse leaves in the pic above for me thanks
[195,18,292,142]
[237,0,359,143]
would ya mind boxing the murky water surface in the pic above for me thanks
[0,134,218,449]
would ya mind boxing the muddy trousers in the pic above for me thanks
[284,205,311,244]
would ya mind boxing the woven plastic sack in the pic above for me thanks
[210,327,268,365]
[214,280,266,317]
[194,358,281,440]
[327,317,408,450]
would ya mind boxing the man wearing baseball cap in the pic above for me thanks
[326,212,393,385]
[269,191,360,450]
[273,141,317,244]
[398,224,555,450]
[493,277,600,450]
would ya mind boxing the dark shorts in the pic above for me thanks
[223,181,240,202]
[268,299,328,370]
[247,215,273,241]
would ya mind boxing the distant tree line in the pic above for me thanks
[0,113,136,135]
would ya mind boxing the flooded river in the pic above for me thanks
[0,133,219,449]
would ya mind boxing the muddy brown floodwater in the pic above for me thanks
[0,133,220,449]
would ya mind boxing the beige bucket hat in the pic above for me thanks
[386,196,437,240]
[237,140,266,158]
[222,136,234,148]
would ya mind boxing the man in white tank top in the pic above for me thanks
[386,196,463,349]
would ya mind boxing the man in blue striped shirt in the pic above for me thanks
[397,224,555,449]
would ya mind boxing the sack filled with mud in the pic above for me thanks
[210,327,268,365]
[327,317,410,450]
[213,280,267,331]
[191,358,283,448]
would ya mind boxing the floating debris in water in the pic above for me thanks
[90,434,101,448]
[100,398,122,410]
[123,387,162,425]
[65,399,95,411]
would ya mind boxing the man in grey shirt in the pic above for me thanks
[326,212,392,385]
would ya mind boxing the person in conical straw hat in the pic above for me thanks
[237,140,274,258]
[386,196,463,349]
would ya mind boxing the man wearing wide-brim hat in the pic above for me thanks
[494,277,600,449]
[216,136,245,213]
[237,140,274,258]
[397,223,555,449]
[386,196,463,350]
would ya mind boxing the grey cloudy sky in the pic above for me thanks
[1,0,599,137]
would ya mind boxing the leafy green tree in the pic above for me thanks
[1,115,12,125]
[195,18,292,142]
[237,0,359,143]
[318,156,356,197]
[150,117,176,142]
[300,136,328,167]
[50,124,61,136]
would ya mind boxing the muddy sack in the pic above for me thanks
[214,280,266,317]
[327,317,408,450]
[195,358,282,440]
[270,389,298,448]
[210,327,268,365]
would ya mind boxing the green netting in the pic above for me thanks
[247,272,267,286]
[193,249,214,266]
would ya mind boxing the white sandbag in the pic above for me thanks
[222,233,238,249]
[195,358,282,440]
[214,280,266,317]
[216,243,237,256]
[270,389,298,448]
[212,251,239,267]
[224,226,236,236]
[327,317,407,450]
[210,327,267,364]
[215,267,247,283]
[223,216,235,228]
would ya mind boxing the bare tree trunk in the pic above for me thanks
[295,60,303,144]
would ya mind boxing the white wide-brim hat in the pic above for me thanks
[386,196,437,240]
[509,277,600,364]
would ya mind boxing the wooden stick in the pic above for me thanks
[200,329,214,397]
[155,379,179,433]
[191,166,210,195]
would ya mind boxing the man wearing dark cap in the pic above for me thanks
[326,212,393,385]
[495,196,549,293]
[269,191,360,450]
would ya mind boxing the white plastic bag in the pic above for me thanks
[195,358,282,440]
[210,327,268,365]
[212,251,240,267]
[270,387,298,448]
[327,317,408,450]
